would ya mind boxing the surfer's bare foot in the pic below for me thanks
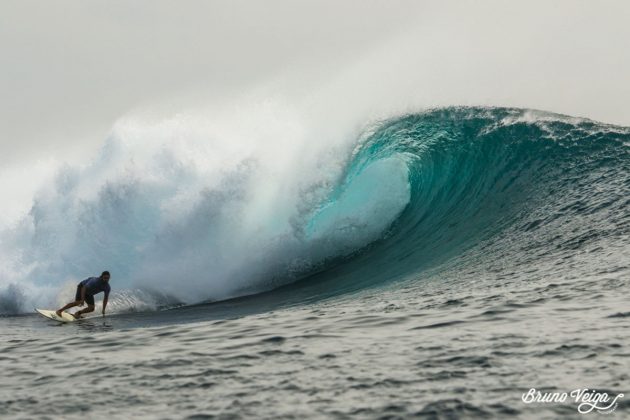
[55,310,63,317]
[72,312,82,319]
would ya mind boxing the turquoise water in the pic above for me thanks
[1,107,629,418]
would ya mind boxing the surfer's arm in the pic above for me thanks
[79,286,86,305]
[102,293,108,315]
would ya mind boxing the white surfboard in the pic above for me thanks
[36,308,78,323]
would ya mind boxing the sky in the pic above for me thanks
[0,0,424,165]
[1,0,630,223]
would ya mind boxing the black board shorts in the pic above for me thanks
[75,284,95,306]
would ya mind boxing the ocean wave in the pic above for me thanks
[1,107,628,313]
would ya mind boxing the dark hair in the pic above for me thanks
[101,271,111,277]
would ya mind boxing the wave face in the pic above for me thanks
[1,107,629,313]
[314,107,630,296]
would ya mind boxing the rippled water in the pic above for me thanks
[2,262,628,419]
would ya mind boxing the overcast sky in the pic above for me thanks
[1,0,629,168]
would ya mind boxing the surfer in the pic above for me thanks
[55,271,111,319]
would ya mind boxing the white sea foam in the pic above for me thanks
[0,96,410,313]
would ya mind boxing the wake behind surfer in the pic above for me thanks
[56,271,111,319]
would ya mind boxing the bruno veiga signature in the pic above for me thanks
[522,388,624,414]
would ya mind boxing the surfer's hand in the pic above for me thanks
[78,300,85,307]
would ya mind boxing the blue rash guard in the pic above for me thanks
[76,277,110,306]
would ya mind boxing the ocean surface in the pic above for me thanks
[1,107,629,419]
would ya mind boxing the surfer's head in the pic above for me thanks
[101,271,111,282]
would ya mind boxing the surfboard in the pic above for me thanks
[36,308,78,323]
